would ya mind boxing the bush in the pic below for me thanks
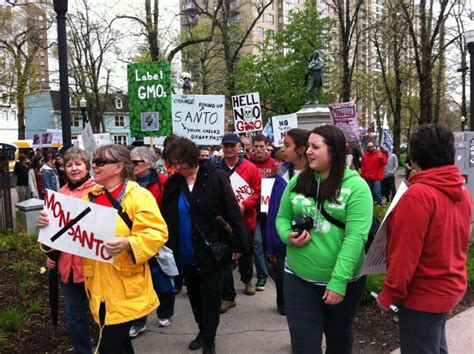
[0,330,7,350]
[467,246,474,282]
[0,307,27,333]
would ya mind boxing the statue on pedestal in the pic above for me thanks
[306,50,324,105]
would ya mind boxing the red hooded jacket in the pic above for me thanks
[248,153,278,178]
[378,165,472,313]
[361,150,387,181]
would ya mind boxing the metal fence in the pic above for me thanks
[0,144,13,232]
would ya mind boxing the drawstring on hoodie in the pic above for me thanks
[313,177,323,232]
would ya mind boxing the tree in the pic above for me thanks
[400,0,455,124]
[233,5,333,114]
[0,3,52,139]
[325,0,365,102]
[67,0,124,133]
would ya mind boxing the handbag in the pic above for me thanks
[193,219,233,265]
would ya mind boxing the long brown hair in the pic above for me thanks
[293,125,347,204]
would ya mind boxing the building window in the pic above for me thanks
[113,134,127,145]
[70,96,77,107]
[267,29,275,38]
[115,97,123,110]
[267,14,274,24]
[71,114,80,127]
[256,27,264,37]
[115,115,125,127]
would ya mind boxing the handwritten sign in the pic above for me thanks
[329,102,359,142]
[38,190,118,263]
[360,181,408,275]
[260,178,275,213]
[232,92,262,133]
[230,172,255,205]
[272,114,298,147]
[172,94,225,145]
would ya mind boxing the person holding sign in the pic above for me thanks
[40,147,96,354]
[266,128,310,315]
[218,133,262,307]
[376,125,472,354]
[276,125,373,354]
[160,137,245,354]
[84,145,168,353]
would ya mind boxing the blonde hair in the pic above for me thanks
[63,147,90,170]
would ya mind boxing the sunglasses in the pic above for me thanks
[131,159,146,166]
[92,157,118,167]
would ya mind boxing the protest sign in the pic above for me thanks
[128,61,172,138]
[232,92,262,133]
[81,122,96,173]
[260,178,275,213]
[230,173,255,205]
[32,132,53,148]
[38,190,118,263]
[360,181,408,276]
[271,114,298,147]
[329,102,359,142]
[262,119,273,141]
[47,129,63,145]
[172,94,225,145]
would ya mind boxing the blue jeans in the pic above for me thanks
[62,282,92,354]
[367,180,382,204]
[254,220,268,280]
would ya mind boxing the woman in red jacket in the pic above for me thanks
[377,124,472,353]
[45,147,96,354]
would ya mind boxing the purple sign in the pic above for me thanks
[329,102,359,142]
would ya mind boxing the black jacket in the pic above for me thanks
[161,159,245,273]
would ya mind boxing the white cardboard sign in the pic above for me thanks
[230,172,254,205]
[232,92,262,133]
[360,181,408,275]
[271,114,298,147]
[172,94,225,145]
[38,190,118,263]
[260,178,275,213]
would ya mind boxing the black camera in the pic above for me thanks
[291,216,314,236]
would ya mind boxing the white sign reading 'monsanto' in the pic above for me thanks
[38,190,118,263]
[172,94,225,145]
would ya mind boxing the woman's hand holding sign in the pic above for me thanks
[105,237,131,257]
[37,210,50,228]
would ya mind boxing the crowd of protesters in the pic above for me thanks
[24,123,471,354]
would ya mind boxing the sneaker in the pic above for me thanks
[129,324,146,338]
[220,300,236,313]
[157,318,171,327]
[256,278,267,291]
[189,333,203,351]
[244,282,256,295]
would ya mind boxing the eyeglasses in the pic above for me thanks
[92,157,118,167]
[131,160,146,166]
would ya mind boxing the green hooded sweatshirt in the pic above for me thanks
[276,168,373,296]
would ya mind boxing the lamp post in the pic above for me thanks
[461,115,466,132]
[80,97,87,129]
[465,29,474,131]
[53,0,72,149]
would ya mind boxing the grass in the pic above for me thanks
[0,307,27,333]
[26,297,43,314]
[467,246,474,282]
[0,330,7,351]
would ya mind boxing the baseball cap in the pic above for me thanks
[222,133,240,145]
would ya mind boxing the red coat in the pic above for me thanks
[57,178,96,284]
[361,150,387,181]
[145,171,168,207]
[378,165,472,313]
[248,153,278,178]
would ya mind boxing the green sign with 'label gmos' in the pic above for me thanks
[127,61,172,138]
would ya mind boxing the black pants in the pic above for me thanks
[399,306,448,354]
[183,266,225,347]
[222,229,254,302]
[381,175,396,201]
[284,272,366,354]
[271,251,286,311]
[99,321,134,354]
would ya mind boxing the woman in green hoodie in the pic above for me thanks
[276,125,373,354]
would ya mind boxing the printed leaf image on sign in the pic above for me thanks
[38,190,118,263]
[128,61,172,138]
[232,92,262,133]
[172,94,225,145]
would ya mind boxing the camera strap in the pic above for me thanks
[318,202,346,231]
